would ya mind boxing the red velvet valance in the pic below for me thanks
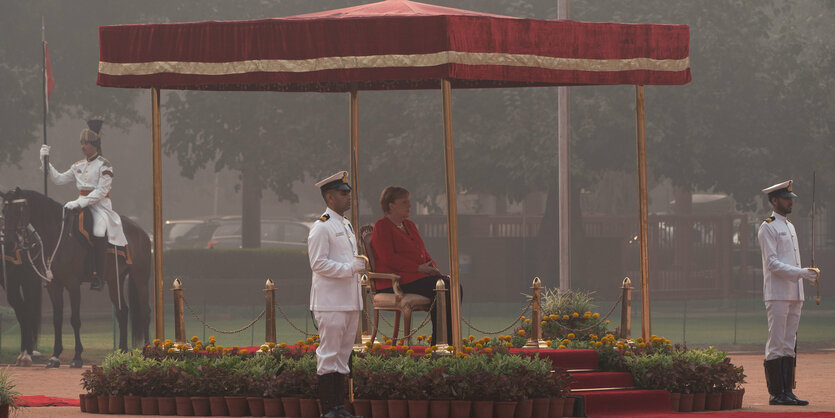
[97,0,691,91]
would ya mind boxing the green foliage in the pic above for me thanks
[0,367,21,408]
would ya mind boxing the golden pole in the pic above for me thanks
[441,79,462,351]
[172,278,185,344]
[265,279,276,344]
[349,87,369,345]
[635,85,650,341]
[151,87,164,340]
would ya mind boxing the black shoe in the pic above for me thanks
[90,276,103,291]
[770,392,808,406]
[322,405,360,418]
[785,392,809,406]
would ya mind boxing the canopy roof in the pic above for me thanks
[97,0,691,92]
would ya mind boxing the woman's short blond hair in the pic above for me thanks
[379,186,410,214]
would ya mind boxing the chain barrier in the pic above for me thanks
[365,295,437,342]
[460,299,533,335]
[275,302,319,338]
[551,293,623,334]
[182,295,265,335]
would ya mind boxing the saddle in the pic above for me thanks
[70,209,132,265]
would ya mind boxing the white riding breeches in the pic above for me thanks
[765,300,802,360]
[313,310,358,375]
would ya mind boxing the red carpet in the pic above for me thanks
[620,413,835,417]
[18,395,80,407]
[579,389,673,417]
[571,371,634,389]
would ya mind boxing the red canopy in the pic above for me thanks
[97,0,691,92]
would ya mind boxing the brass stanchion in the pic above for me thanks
[172,278,186,344]
[620,277,632,339]
[355,255,370,349]
[434,278,449,350]
[265,279,276,344]
[360,274,372,345]
[525,277,547,348]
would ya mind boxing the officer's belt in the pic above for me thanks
[79,189,110,198]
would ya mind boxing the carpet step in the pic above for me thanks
[575,389,673,417]
[570,371,635,390]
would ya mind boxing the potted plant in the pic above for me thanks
[80,365,108,413]
[0,367,20,418]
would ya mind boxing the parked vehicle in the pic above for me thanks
[206,217,311,250]
[163,219,220,249]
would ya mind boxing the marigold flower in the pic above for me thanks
[567,333,575,340]
[484,348,493,354]
[638,342,646,348]
[518,329,526,336]
[425,353,433,358]
[558,345,566,349]
[167,348,175,354]
[191,336,199,343]
[261,345,270,352]
[562,315,570,320]
[505,343,513,348]
[476,343,483,350]
[636,337,644,343]
[520,315,526,320]
[268,342,275,348]
[312,342,319,348]
[592,313,600,319]
[562,339,570,345]
[446,346,455,352]
[572,312,579,318]
[306,337,314,344]
[595,342,603,348]
[541,321,547,326]
[208,336,216,344]
[406,349,414,355]
[279,342,287,348]
[525,319,531,323]
[239,349,249,355]
[153,339,161,346]
[373,343,382,350]
[469,335,475,341]
[464,347,473,353]
[545,340,552,346]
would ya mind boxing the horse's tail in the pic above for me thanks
[122,216,152,348]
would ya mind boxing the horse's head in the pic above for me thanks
[0,187,30,249]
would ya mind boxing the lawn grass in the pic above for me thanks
[1,297,833,365]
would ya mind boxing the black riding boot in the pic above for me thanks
[335,373,361,418]
[90,238,106,291]
[781,356,809,406]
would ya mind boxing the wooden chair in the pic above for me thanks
[359,224,432,345]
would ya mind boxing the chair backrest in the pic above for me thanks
[359,224,377,272]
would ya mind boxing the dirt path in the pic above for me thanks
[5,352,835,416]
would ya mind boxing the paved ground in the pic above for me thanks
[5,352,835,416]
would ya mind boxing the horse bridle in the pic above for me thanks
[1,197,55,284]
[2,198,31,252]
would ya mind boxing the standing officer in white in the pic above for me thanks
[38,117,128,290]
[308,171,365,418]
[758,180,819,406]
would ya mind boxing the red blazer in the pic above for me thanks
[371,217,435,290]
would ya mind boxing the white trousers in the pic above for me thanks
[314,310,358,375]
[765,300,803,360]
[89,199,128,246]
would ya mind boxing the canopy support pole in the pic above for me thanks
[349,87,368,344]
[635,85,651,341]
[441,79,462,351]
[151,87,164,340]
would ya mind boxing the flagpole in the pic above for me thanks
[42,16,48,197]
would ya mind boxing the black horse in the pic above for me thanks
[1,188,152,367]
[0,222,42,366]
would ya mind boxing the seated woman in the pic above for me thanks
[371,186,461,344]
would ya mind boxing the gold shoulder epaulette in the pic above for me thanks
[764,216,775,223]
[98,156,112,167]
[318,213,330,222]
[786,218,792,224]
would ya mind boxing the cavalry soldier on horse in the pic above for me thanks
[38,117,127,290]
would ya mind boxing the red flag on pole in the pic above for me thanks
[44,42,54,110]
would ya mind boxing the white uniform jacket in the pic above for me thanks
[758,212,805,301]
[307,208,363,312]
[47,154,128,246]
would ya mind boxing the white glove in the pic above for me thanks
[352,258,367,273]
[39,145,51,167]
[64,200,81,211]
[801,267,820,281]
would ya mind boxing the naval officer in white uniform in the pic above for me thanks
[758,179,820,406]
[39,117,127,290]
[308,171,365,418]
